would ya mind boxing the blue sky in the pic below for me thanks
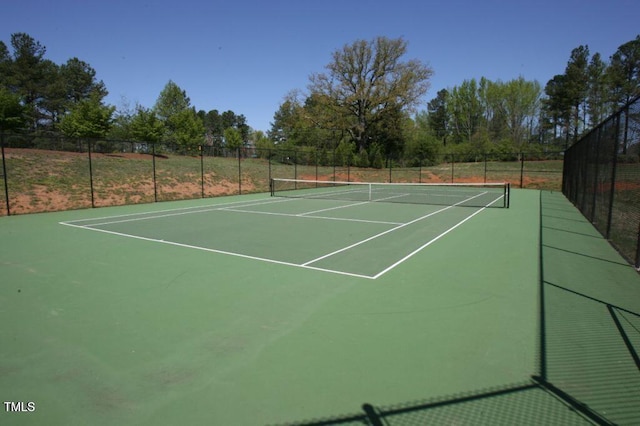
[2,0,639,132]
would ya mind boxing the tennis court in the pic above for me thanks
[59,181,510,280]
[1,183,639,425]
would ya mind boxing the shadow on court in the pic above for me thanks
[539,191,640,425]
[273,191,640,426]
[273,382,594,425]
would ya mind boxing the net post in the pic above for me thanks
[506,183,510,208]
[269,178,274,197]
[368,183,372,201]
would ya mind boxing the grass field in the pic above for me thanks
[0,148,563,216]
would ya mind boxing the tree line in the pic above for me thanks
[1,32,638,164]
[542,37,640,152]
[0,32,249,152]
[265,35,640,166]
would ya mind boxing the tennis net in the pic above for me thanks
[270,179,510,208]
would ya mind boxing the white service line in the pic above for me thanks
[373,193,413,202]
[219,208,403,226]
[296,200,370,216]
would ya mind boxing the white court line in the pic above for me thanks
[59,191,502,280]
[301,191,489,267]
[67,198,297,228]
[374,193,414,202]
[279,186,369,200]
[59,221,376,280]
[296,200,370,216]
[219,208,403,226]
[372,195,504,279]
[61,196,294,225]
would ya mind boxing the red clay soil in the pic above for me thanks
[0,149,253,215]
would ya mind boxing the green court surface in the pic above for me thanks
[1,189,638,425]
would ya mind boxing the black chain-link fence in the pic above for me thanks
[0,131,562,217]
[563,95,640,269]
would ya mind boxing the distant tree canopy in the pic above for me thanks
[0,86,25,130]
[130,106,164,143]
[2,31,639,159]
[542,36,640,149]
[0,32,107,132]
[59,92,115,138]
[269,37,433,163]
[109,81,248,150]
[0,32,249,152]
[308,37,433,152]
[269,34,640,165]
[152,80,204,149]
[199,108,249,152]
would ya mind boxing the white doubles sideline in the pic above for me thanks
[59,192,501,279]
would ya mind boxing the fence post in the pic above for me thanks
[332,149,336,181]
[590,127,601,223]
[268,149,272,183]
[87,139,95,208]
[636,221,640,271]
[1,132,10,216]
[200,145,204,198]
[152,143,158,203]
[451,154,455,183]
[606,113,622,239]
[520,154,525,188]
[237,147,242,195]
[483,153,487,183]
